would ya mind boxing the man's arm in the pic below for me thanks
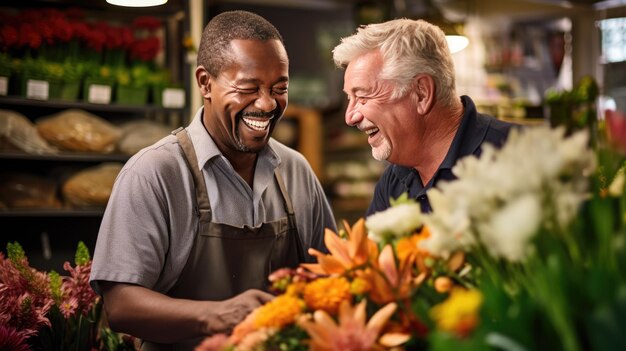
[100,281,274,343]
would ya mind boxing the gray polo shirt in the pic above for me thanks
[90,107,336,294]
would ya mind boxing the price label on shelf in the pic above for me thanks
[26,79,49,100]
[88,84,112,104]
[163,88,185,108]
[0,76,7,96]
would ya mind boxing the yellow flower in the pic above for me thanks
[253,295,304,329]
[285,281,307,296]
[430,287,483,337]
[303,276,352,315]
[349,277,371,296]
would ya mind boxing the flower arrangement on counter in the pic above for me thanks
[0,241,136,351]
[196,124,626,351]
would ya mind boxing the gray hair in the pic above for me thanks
[333,19,457,106]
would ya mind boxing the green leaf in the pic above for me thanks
[75,241,90,266]
[390,192,415,207]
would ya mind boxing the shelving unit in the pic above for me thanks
[0,1,189,271]
[0,99,187,272]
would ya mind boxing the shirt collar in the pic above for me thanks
[186,107,281,170]
[392,95,490,181]
[439,95,489,169]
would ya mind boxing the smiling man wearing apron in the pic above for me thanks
[89,11,336,350]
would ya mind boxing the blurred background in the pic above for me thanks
[1,0,625,271]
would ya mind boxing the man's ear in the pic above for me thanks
[195,66,211,99]
[413,74,435,115]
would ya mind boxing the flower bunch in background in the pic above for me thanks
[0,7,173,103]
[0,241,137,351]
[196,124,626,351]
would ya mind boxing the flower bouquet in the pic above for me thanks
[0,241,137,351]
[196,124,626,351]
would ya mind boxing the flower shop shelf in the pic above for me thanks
[0,96,186,116]
[0,208,105,218]
[0,150,129,162]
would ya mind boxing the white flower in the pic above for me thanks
[478,193,542,262]
[420,188,474,258]
[420,125,596,262]
[365,202,423,242]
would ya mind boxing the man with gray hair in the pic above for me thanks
[333,18,516,214]
[90,11,335,350]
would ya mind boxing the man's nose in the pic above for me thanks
[254,90,277,112]
[345,108,363,126]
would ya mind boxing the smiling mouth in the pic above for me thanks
[242,116,273,131]
[364,127,379,137]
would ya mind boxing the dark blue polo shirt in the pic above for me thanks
[366,96,516,215]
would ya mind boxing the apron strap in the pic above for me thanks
[173,128,212,220]
[274,169,305,263]
[274,169,295,215]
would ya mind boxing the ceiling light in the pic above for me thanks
[106,0,168,7]
[446,34,469,53]
[394,0,470,53]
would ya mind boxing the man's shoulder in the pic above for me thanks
[122,134,186,176]
[475,113,518,146]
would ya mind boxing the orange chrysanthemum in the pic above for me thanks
[303,276,352,315]
[285,281,307,297]
[253,294,304,329]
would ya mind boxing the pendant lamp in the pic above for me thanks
[106,0,168,7]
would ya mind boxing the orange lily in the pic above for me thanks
[302,219,378,275]
[363,244,415,305]
[396,226,432,274]
[297,299,410,351]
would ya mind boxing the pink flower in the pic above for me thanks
[0,324,30,351]
[0,252,53,338]
[59,296,79,319]
[61,260,98,317]
[605,109,626,153]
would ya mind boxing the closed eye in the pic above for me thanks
[272,87,288,95]
[237,88,258,94]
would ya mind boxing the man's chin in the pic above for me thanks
[372,147,391,161]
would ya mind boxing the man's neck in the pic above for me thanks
[414,101,464,186]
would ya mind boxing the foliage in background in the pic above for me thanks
[0,241,137,351]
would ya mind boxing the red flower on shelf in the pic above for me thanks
[130,36,161,62]
[0,24,19,50]
[132,16,162,31]
[18,23,42,50]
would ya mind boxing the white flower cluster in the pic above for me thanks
[365,202,423,242]
[421,126,596,261]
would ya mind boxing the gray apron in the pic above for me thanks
[142,128,305,351]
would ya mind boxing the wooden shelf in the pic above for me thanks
[0,95,185,115]
[0,208,105,217]
[0,151,129,162]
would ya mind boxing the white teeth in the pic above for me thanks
[242,117,271,131]
[365,128,379,135]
